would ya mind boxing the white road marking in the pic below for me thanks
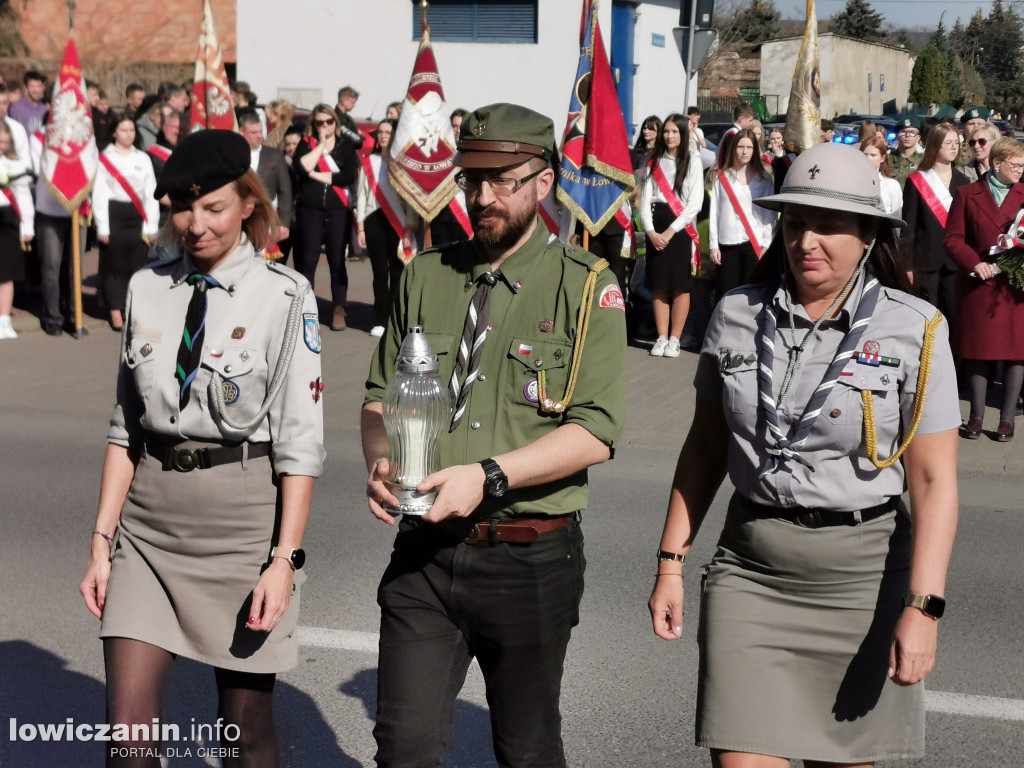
[298,626,1024,722]
[925,690,1024,721]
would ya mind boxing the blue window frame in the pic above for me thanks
[413,1,538,44]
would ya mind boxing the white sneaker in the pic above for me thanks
[370,325,385,338]
[0,315,16,340]
[664,337,681,358]
[650,336,668,356]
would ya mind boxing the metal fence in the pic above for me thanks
[696,94,782,122]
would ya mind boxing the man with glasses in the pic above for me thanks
[361,103,625,767]
[889,115,924,188]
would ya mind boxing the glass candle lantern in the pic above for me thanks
[382,326,451,515]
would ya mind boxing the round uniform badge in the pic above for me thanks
[524,378,540,404]
[222,379,240,405]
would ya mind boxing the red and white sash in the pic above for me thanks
[147,144,171,163]
[448,191,473,238]
[361,154,406,238]
[309,138,350,207]
[649,159,701,267]
[908,169,952,228]
[717,170,762,257]
[538,194,560,236]
[99,152,148,222]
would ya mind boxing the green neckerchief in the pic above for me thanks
[989,173,1011,206]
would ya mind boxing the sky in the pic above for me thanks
[782,1,997,31]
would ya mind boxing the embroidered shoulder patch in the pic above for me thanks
[599,283,625,311]
[303,314,321,353]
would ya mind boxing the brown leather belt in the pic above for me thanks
[144,435,272,472]
[435,515,573,545]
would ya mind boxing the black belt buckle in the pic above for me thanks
[793,509,824,529]
[165,446,209,472]
[461,521,482,545]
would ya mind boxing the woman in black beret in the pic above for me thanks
[80,130,325,767]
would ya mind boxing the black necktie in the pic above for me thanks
[449,271,499,432]
[175,273,219,407]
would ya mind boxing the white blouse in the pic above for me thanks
[639,153,703,235]
[92,146,159,237]
[709,170,777,250]
[879,173,903,220]
[0,155,34,239]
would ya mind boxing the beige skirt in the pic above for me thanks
[100,443,305,673]
[695,493,924,762]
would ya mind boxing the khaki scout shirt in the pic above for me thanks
[108,239,326,477]
[365,218,626,518]
[889,147,924,189]
[694,274,961,511]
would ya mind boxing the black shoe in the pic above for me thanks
[42,321,63,336]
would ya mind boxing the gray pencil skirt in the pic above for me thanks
[695,493,924,762]
[100,443,305,674]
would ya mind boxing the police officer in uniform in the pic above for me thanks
[362,103,626,767]
[81,130,324,767]
[889,115,925,188]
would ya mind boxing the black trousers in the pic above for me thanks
[293,205,350,306]
[716,241,759,298]
[917,263,957,330]
[374,518,585,768]
[36,212,86,326]
[364,209,405,327]
[584,226,631,297]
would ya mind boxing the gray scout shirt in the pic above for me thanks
[695,275,961,511]
[108,239,326,477]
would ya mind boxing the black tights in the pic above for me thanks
[104,638,278,768]
[964,360,1024,422]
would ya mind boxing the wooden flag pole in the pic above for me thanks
[583,230,590,251]
[71,209,85,337]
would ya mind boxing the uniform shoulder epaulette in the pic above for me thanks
[556,242,603,270]
[884,287,945,323]
[263,258,308,287]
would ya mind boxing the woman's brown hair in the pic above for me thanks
[917,122,958,173]
[304,103,340,139]
[860,135,893,178]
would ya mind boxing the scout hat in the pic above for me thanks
[456,103,554,169]
[961,106,991,122]
[896,115,921,131]
[154,129,251,201]
[754,142,906,227]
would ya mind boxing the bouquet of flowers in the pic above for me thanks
[0,162,28,188]
[986,207,1024,291]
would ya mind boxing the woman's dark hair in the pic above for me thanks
[723,128,768,180]
[100,112,141,151]
[372,118,397,155]
[749,210,913,294]
[633,114,662,153]
[650,113,691,194]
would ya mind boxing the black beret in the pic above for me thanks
[153,129,251,201]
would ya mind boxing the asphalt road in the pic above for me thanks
[1,255,1022,767]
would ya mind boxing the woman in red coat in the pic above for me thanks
[943,137,1024,441]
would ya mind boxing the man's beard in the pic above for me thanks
[471,197,536,252]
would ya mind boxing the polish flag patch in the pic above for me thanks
[518,343,533,355]
[599,284,625,311]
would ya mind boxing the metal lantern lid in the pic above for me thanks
[394,326,439,374]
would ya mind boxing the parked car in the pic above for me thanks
[992,119,1015,137]
[830,115,898,147]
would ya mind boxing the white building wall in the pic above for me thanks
[760,33,914,118]
[631,0,695,142]
[237,0,613,138]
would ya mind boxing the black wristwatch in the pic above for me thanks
[270,547,306,571]
[479,458,508,498]
[905,593,945,619]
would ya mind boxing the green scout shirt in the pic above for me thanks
[365,217,626,519]
[888,147,924,189]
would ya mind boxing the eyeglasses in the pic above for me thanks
[314,118,336,127]
[455,168,544,197]
[941,140,961,148]
[1002,161,1024,173]
[899,130,920,137]
[968,138,988,148]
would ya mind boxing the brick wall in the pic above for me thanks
[17,0,236,64]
